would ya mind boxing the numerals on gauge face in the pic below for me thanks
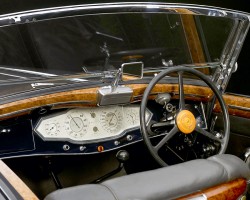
[100,110,123,133]
[45,122,60,136]
[64,111,88,138]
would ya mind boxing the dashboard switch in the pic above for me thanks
[97,145,104,152]
[63,144,70,151]
[127,135,133,141]
[79,146,86,151]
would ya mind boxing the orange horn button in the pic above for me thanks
[176,110,196,134]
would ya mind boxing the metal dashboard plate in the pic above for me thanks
[35,105,152,144]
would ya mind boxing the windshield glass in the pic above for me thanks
[0,12,236,82]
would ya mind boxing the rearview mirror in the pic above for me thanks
[121,62,143,81]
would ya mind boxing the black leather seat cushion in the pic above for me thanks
[44,154,250,200]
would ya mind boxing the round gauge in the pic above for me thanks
[100,110,123,133]
[64,111,88,139]
[45,123,59,136]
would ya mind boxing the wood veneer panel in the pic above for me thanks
[177,178,246,200]
[0,160,38,200]
[0,84,212,119]
[129,84,212,100]
[0,87,99,118]
[214,94,250,118]
[2,84,250,120]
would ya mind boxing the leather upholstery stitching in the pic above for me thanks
[101,183,119,200]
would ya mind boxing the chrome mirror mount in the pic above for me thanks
[98,62,143,106]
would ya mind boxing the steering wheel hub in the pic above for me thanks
[176,110,196,134]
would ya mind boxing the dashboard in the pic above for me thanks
[0,100,207,158]
[35,105,152,143]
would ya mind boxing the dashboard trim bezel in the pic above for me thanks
[34,106,153,144]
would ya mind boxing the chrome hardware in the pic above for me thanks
[98,85,133,106]
[63,144,70,151]
[31,83,55,88]
[111,69,122,92]
[215,132,223,139]
[244,148,250,162]
[155,93,171,106]
[162,59,173,67]
[210,116,218,132]
[79,146,86,151]
[0,129,11,133]
[166,103,176,113]
[127,135,133,141]
[202,144,216,154]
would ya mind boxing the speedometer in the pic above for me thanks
[100,109,123,133]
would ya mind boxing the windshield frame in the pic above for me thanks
[0,2,248,90]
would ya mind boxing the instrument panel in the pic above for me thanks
[35,105,152,143]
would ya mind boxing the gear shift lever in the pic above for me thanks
[92,150,129,183]
[116,150,130,163]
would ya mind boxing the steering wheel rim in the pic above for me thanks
[140,66,230,167]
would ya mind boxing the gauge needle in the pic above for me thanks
[109,113,115,126]
[129,114,135,124]
[69,115,80,128]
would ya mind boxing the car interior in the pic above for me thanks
[0,2,249,200]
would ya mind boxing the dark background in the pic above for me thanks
[0,0,248,95]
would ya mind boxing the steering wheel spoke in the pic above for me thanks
[154,126,179,152]
[140,66,229,166]
[178,71,185,110]
[195,126,222,143]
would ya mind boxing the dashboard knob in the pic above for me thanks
[127,135,133,141]
[155,93,171,105]
[116,150,129,162]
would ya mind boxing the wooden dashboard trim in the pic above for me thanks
[177,178,247,200]
[1,84,250,120]
[214,94,250,119]
[0,84,213,120]
[0,160,38,200]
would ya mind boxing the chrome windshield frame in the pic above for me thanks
[0,2,249,91]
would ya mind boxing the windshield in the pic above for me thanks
[0,11,235,82]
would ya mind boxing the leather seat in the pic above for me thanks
[44,154,250,200]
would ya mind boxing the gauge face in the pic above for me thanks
[45,123,59,136]
[100,110,123,133]
[70,117,83,132]
[64,111,88,138]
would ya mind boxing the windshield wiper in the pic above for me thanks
[0,66,57,77]
[30,82,64,88]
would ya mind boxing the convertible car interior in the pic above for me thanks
[0,2,249,200]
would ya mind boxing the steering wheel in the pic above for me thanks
[140,66,230,167]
